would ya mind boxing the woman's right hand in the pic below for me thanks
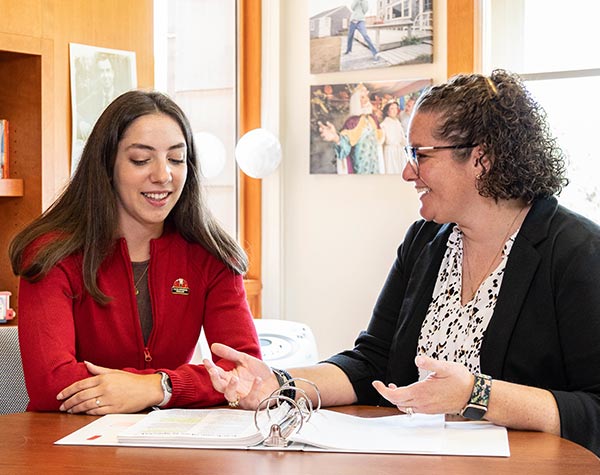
[204,343,280,409]
[318,121,340,144]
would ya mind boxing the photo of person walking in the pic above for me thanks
[344,1,381,62]
[310,0,434,73]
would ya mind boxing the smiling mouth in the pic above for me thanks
[416,187,431,198]
[142,191,171,201]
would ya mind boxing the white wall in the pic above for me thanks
[266,1,449,359]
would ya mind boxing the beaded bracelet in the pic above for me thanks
[271,367,296,401]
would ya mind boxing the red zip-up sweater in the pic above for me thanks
[18,230,261,411]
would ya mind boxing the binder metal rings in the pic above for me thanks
[253,378,322,447]
[279,378,322,419]
[254,395,302,447]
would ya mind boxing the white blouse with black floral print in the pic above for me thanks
[417,225,519,381]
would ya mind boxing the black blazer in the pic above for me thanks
[327,196,600,455]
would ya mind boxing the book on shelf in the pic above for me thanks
[0,119,8,179]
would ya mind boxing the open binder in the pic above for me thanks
[117,378,321,449]
[55,378,510,457]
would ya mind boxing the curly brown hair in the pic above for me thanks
[413,69,568,201]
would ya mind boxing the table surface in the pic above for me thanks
[1,406,598,474]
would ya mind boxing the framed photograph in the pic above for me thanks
[69,43,137,174]
[310,78,431,174]
[310,0,434,74]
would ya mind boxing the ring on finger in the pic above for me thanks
[95,399,101,406]
[228,397,240,408]
[405,406,414,416]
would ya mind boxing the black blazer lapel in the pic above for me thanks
[480,197,558,376]
[386,223,452,387]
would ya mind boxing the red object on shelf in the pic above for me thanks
[0,119,8,179]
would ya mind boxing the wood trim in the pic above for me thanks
[0,179,24,196]
[239,0,263,317]
[447,0,475,77]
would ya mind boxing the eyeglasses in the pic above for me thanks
[403,144,477,176]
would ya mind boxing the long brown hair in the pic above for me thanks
[9,90,248,304]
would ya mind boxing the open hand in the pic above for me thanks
[372,356,474,415]
[318,121,340,144]
[204,343,279,409]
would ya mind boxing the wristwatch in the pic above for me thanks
[157,371,173,407]
[460,373,492,420]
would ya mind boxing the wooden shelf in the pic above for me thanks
[0,178,24,197]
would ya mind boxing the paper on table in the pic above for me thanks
[294,412,509,456]
[117,406,290,447]
[55,409,510,457]
[292,411,445,454]
[55,414,144,446]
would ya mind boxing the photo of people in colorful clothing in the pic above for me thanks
[310,79,431,174]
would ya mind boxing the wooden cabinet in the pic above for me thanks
[0,45,44,311]
[0,1,154,315]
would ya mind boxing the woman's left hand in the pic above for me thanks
[56,361,163,414]
[372,355,474,415]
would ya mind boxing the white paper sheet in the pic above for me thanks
[55,410,510,457]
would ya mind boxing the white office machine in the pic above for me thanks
[192,319,319,368]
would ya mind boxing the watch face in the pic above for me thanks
[461,405,486,421]
[161,372,172,392]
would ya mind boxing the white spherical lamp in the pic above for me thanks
[193,131,226,178]
[235,128,281,179]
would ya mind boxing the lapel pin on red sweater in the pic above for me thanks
[171,278,190,295]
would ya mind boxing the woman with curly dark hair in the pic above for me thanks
[203,70,600,456]
[9,90,261,414]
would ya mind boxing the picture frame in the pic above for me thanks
[310,78,431,174]
[69,43,137,174]
[310,0,434,74]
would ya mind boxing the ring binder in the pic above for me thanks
[281,377,322,417]
[253,377,322,447]
[60,381,510,457]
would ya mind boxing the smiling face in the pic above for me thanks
[112,113,188,239]
[386,102,399,118]
[403,111,479,224]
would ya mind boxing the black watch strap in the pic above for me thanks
[272,367,296,400]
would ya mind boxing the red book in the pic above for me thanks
[0,119,8,179]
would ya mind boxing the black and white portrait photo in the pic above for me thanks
[69,43,137,173]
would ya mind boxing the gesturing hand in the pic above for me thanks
[57,361,163,415]
[318,121,340,144]
[204,343,280,410]
[372,355,474,415]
